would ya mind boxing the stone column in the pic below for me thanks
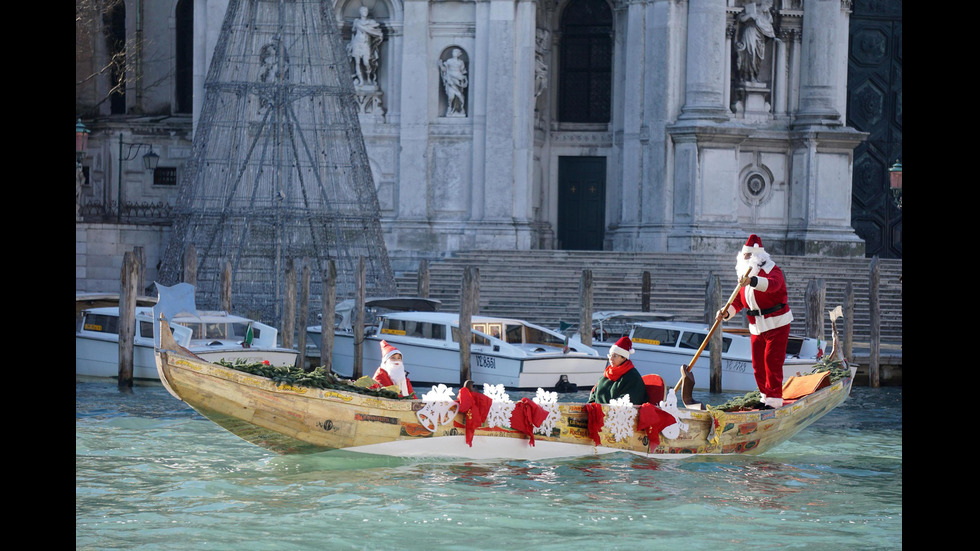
[397,0,430,219]
[794,0,842,126]
[678,0,728,121]
[513,0,537,245]
[482,0,516,220]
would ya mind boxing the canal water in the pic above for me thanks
[76,380,902,550]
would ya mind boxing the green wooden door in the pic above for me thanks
[558,156,605,250]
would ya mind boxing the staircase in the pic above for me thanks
[394,250,902,346]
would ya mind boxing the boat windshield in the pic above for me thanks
[82,313,120,335]
[175,321,254,341]
[521,326,566,348]
[632,326,679,347]
[380,318,448,341]
[677,331,733,353]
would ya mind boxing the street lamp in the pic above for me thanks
[117,132,161,223]
[888,160,902,210]
[76,119,90,165]
[76,119,90,221]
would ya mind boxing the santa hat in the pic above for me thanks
[741,234,765,255]
[609,336,635,359]
[380,340,401,363]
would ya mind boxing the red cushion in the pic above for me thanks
[642,374,665,404]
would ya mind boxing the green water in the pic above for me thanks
[76,381,901,550]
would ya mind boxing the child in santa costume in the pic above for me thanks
[587,336,648,405]
[718,234,793,409]
[372,340,416,398]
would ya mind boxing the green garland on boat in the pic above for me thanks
[215,359,407,400]
[708,356,852,412]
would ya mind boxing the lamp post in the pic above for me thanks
[117,132,160,223]
[76,119,90,221]
[888,160,902,210]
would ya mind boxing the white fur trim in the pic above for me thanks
[764,396,783,408]
[609,344,633,358]
[741,244,765,255]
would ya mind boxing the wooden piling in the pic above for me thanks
[220,259,232,312]
[641,271,651,312]
[282,258,296,349]
[459,266,479,384]
[579,269,593,348]
[118,251,138,391]
[706,273,722,393]
[297,258,310,370]
[805,278,826,342]
[843,282,854,361]
[183,244,197,285]
[417,259,429,298]
[321,260,337,371]
[352,257,366,379]
[134,245,146,295]
[869,256,881,388]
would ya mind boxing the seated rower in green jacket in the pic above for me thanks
[588,336,649,405]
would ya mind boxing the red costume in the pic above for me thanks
[723,235,793,407]
[371,340,416,398]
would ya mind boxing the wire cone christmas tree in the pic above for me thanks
[158,0,395,327]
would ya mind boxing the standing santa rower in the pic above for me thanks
[718,234,793,409]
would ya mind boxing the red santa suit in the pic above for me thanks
[722,235,793,408]
[372,340,416,398]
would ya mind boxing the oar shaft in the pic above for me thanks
[672,267,753,392]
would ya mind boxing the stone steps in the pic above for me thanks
[394,250,902,345]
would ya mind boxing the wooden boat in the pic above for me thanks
[155,315,856,460]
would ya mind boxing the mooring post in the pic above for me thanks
[118,251,138,392]
[805,278,826,342]
[321,260,337,371]
[282,258,296,350]
[417,259,429,298]
[707,273,722,393]
[352,257,366,379]
[843,281,854,361]
[641,271,651,312]
[182,243,197,285]
[869,256,881,388]
[459,266,479,384]
[579,269,593,348]
[220,259,232,312]
[297,257,310,370]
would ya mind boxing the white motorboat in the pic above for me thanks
[76,306,298,380]
[572,317,824,392]
[309,303,607,390]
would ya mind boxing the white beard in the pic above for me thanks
[384,360,409,396]
[735,251,771,279]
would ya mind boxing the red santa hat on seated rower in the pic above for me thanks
[609,336,635,359]
[742,234,765,255]
[380,340,401,363]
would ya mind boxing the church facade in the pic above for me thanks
[77,0,875,287]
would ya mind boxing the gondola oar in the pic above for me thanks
[673,267,753,409]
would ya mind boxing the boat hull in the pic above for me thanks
[157,323,856,460]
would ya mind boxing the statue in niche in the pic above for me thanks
[440,49,468,117]
[735,0,776,84]
[534,29,549,100]
[347,6,383,87]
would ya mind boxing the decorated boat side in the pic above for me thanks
[155,314,855,460]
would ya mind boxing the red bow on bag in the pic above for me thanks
[509,398,549,446]
[636,403,676,447]
[584,402,605,447]
[457,386,493,446]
